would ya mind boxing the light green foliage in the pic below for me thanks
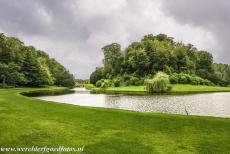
[83,84,95,90]
[145,72,170,93]
[93,84,230,95]
[38,57,54,85]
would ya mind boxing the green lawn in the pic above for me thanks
[92,84,230,94]
[0,87,230,153]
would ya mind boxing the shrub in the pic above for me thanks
[135,78,145,86]
[190,76,200,85]
[145,72,170,93]
[163,65,173,75]
[203,79,212,86]
[113,78,121,87]
[96,80,103,87]
[100,79,111,89]
[178,73,188,84]
[129,76,139,85]
[123,74,131,81]
[169,73,179,84]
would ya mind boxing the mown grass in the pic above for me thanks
[92,84,230,95]
[0,87,230,153]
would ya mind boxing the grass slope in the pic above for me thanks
[92,84,230,94]
[0,87,230,153]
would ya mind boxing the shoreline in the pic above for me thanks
[0,87,230,153]
[91,84,230,95]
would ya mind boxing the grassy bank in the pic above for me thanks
[0,87,230,153]
[92,84,230,95]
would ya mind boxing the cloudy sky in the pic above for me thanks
[0,0,229,78]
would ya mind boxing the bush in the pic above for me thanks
[113,78,121,87]
[145,72,170,93]
[96,80,103,87]
[170,73,213,86]
[135,78,144,86]
[163,65,173,75]
[203,79,212,86]
[123,74,131,81]
[169,73,179,84]
[178,73,188,84]
[100,79,111,89]
[190,76,200,85]
[129,76,139,85]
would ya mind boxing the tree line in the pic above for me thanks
[0,33,75,88]
[90,34,230,87]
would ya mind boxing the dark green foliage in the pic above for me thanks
[128,76,139,85]
[169,73,179,84]
[90,67,105,84]
[0,33,75,87]
[135,78,145,86]
[169,73,213,86]
[123,73,131,82]
[113,77,121,87]
[100,79,111,89]
[103,43,123,77]
[213,63,230,86]
[90,33,230,87]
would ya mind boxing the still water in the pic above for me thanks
[36,88,230,118]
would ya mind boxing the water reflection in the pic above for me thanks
[36,88,230,118]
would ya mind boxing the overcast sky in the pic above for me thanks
[0,0,229,79]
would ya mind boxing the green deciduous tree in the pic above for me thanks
[90,33,230,87]
[0,33,75,88]
[102,43,123,77]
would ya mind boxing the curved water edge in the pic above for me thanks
[33,88,230,118]
[21,88,74,97]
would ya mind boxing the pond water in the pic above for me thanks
[36,88,230,118]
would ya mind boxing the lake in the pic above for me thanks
[36,88,230,118]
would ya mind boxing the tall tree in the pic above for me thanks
[102,43,123,77]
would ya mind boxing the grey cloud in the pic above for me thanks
[161,0,230,63]
[0,0,229,78]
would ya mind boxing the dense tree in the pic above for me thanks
[125,45,150,75]
[102,43,123,77]
[0,33,75,88]
[90,33,230,86]
[213,63,230,86]
[195,51,214,80]
[90,67,105,85]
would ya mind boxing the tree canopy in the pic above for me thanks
[0,33,75,88]
[90,33,230,86]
